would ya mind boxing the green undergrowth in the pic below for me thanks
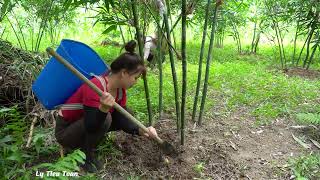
[290,153,320,180]
[208,60,320,125]
[0,106,97,180]
[94,44,320,125]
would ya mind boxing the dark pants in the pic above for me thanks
[55,109,137,156]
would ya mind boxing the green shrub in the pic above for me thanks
[296,113,320,125]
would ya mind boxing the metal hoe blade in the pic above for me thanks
[159,141,178,157]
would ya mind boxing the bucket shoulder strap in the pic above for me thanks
[56,74,107,110]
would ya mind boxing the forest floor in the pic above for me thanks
[95,107,309,179]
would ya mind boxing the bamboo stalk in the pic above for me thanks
[130,0,153,126]
[12,11,27,50]
[7,16,23,49]
[273,20,284,69]
[142,5,147,40]
[35,1,53,52]
[114,12,126,44]
[253,20,263,54]
[306,40,319,70]
[166,0,177,48]
[181,0,187,145]
[251,22,257,53]
[292,20,300,65]
[192,0,211,123]
[198,1,221,125]
[296,29,310,66]
[303,27,315,68]
[116,1,132,42]
[163,12,181,132]
[170,15,181,34]
[278,22,286,67]
[157,19,163,120]
[142,2,181,129]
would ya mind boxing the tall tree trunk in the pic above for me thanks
[12,11,27,50]
[48,22,54,46]
[7,16,23,49]
[157,19,163,120]
[130,0,153,125]
[164,12,181,131]
[306,41,319,70]
[128,26,134,40]
[166,0,177,49]
[252,20,263,54]
[198,1,220,125]
[170,15,182,34]
[278,22,286,66]
[142,5,147,39]
[306,11,320,69]
[303,27,315,68]
[192,0,211,123]
[181,0,187,145]
[253,31,260,54]
[221,28,225,47]
[296,29,311,66]
[292,20,300,65]
[273,20,284,69]
[114,12,126,44]
[237,29,241,53]
[232,22,241,53]
[251,21,257,53]
[35,0,53,52]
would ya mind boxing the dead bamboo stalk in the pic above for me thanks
[26,117,37,148]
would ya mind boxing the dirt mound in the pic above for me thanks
[99,119,240,179]
[284,67,320,80]
[0,39,45,111]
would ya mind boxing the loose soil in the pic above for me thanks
[97,105,317,179]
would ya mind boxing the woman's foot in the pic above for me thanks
[82,152,103,173]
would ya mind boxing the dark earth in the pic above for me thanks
[96,105,317,179]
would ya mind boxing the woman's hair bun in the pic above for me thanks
[125,40,136,54]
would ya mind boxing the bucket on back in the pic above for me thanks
[32,39,108,110]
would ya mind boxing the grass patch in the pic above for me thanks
[94,43,320,125]
[290,153,320,179]
[208,59,319,125]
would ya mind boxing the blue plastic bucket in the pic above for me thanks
[32,39,108,110]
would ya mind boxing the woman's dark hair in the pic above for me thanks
[110,40,146,75]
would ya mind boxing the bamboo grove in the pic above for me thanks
[1,0,319,145]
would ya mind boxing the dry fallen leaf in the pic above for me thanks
[229,141,238,151]
[292,133,311,149]
[310,139,320,149]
